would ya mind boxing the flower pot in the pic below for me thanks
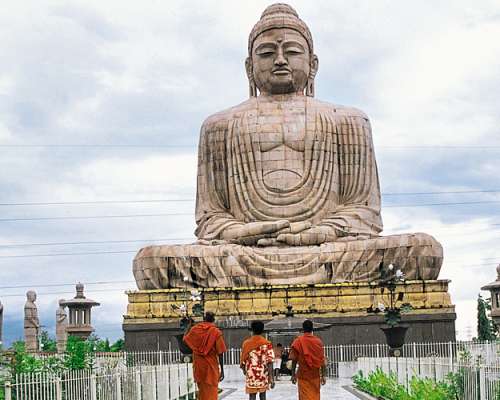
[380,324,409,351]
[175,334,193,355]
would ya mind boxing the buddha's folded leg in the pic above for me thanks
[133,233,442,289]
[330,232,443,282]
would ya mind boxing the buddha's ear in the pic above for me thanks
[245,57,257,97]
[306,54,319,97]
[310,54,319,77]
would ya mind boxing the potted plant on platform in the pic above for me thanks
[171,282,205,355]
[368,264,412,356]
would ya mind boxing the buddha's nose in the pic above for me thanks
[274,50,287,66]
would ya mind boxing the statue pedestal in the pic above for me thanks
[122,280,455,350]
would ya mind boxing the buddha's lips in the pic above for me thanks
[273,68,292,75]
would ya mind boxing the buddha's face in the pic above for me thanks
[250,28,317,95]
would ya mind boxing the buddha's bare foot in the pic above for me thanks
[336,234,373,242]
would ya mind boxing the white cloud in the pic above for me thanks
[77,153,197,197]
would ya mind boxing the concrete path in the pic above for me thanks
[220,377,358,399]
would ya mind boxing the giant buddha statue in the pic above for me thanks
[134,3,443,289]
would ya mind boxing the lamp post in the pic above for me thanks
[60,283,100,339]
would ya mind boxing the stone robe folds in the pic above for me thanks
[133,97,443,289]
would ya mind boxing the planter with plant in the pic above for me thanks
[368,264,412,355]
[171,281,205,355]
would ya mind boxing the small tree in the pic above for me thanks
[39,330,57,352]
[477,294,496,341]
[110,339,125,352]
[64,336,95,370]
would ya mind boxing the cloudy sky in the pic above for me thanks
[1,0,499,346]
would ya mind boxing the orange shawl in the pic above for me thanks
[241,335,271,365]
[291,333,325,369]
[184,322,222,356]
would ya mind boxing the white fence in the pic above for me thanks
[90,340,500,378]
[4,364,195,400]
[357,357,500,400]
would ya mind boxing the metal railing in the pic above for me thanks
[109,341,500,377]
[6,340,500,399]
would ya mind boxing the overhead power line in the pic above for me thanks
[384,200,500,208]
[3,222,500,248]
[383,190,500,196]
[0,199,195,206]
[1,261,499,297]
[0,144,196,148]
[1,144,500,149]
[3,257,500,290]
[0,238,194,248]
[0,200,499,223]
[0,190,498,207]
[0,250,138,258]
[0,213,192,222]
[0,288,134,298]
[0,280,134,290]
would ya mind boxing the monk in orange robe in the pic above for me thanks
[184,312,227,400]
[240,321,275,400]
[289,320,326,400]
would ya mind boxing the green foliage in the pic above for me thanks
[64,336,95,370]
[477,294,496,341]
[192,303,204,317]
[10,341,64,375]
[110,339,125,352]
[353,369,408,399]
[86,334,124,353]
[446,368,465,399]
[9,335,126,375]
[384,309,403,327]
[39,330,57,352]
[353,368,460,400]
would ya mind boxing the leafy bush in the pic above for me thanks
[64,336,95,370]
[11,341,64,375]
[354,368,458,400]
[39,330,57,352]
[353,369,408,399]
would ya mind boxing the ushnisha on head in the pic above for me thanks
[246,3,319,97]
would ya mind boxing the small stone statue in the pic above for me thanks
[24,290,40,352]
[56,299,68,353]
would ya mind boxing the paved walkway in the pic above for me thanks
[220,378,357,399]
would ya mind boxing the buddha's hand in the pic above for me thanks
[276,225,337,246]
[221,220,290,245]
[256,221,312,246]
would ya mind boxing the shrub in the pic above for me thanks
[354,368,458,400]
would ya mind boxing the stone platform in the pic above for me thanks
[123,280,455,350]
